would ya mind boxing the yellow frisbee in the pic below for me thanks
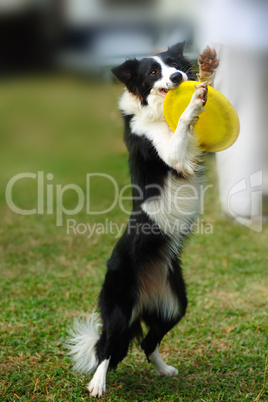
[163,81,240,152]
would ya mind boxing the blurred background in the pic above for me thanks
[0,0,199,218]
[0,0,267,222]
[0,0,198,76]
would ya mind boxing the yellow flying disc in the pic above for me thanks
[163,81,240,152]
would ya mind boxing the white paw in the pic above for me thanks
[87,358,110,398]
[156,364,178,377]
[180,82,207,126]
[189,82,208,117]
[87,377,105,398]
[194,82,208,102]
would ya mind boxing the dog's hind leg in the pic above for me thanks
[148,344,178,377]
[87,330,124,397]
[87,357,110,398]
[141,319,179,377]
[87,310,140,397]
[87,328,125,398]
[141,261,187,377]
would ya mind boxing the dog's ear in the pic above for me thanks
[111,58,140,94]
[169,41,186,55]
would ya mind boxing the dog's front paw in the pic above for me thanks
[192,82,208,108]
[197,46,219,85]
[180,82,207,126]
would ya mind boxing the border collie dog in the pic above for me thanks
[68,42,209,397]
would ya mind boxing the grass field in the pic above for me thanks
[0,76,267,401]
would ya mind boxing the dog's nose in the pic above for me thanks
[170,72,183,84]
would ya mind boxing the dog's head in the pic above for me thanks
[111,42,194,106]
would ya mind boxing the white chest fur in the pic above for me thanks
[141,172,201,239]
[129,174,201,326]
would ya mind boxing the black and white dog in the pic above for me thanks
[68,42,210,397]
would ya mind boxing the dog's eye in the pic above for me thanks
[171,61,177,66]
[151,70,158,76]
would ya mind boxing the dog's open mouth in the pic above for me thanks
[159,88,169,96]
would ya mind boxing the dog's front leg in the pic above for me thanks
[164,82,208,177]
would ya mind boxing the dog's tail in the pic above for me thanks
[66,312,101,374]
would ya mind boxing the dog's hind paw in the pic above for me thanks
[87,359,110,398]
[87,378,105,398]
[156,364,178,377]
[149,346,179,378]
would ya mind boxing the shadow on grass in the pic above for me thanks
[1,337,266,400]
[101,356,265,401]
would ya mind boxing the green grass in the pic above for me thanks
[0,75,267,401]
